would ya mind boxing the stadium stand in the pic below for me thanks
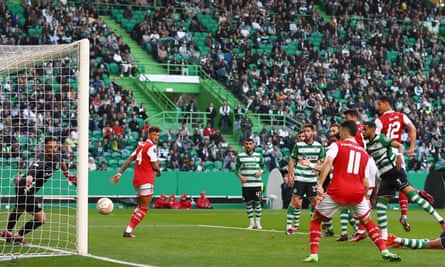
[1,0,445,180]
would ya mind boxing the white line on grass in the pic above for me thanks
[198,224,308,235]
[86,254,157,267]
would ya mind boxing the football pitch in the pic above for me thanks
[2,208,444,266]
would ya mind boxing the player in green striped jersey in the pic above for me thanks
[235,138,266,229]
[362,121,445,240]
[286,124,325,235]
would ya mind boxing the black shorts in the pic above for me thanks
[292,180,317,199]
[15,194,43,214]
[378,168,410,197]
[242,187,262,202]
[440,231,445,249]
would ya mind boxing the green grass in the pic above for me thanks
[2,208,445,266]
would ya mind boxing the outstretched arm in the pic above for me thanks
[110,156,133,184]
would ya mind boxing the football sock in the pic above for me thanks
[322,219,334,233]
[246,201,254,220]
[18,220,44,236]
[398,191,408,216]
[407,190,444,222]
[286,206,297,228]
[339,209,349,235]
[364,220,386,251]
[376,197,389,240]
[6,210,23,232]
[254,201,262,221]
[348,211,359,232]
[396,236,428,249]
[309,219,322,254]
[127,205,148,232]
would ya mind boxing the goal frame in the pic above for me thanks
[0,38,89,258]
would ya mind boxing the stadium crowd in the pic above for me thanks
[1,0,445,173]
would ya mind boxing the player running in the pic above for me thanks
[362,121,445,242]
[302,120,401,263]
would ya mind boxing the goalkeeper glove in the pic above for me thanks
[64,171,78,186]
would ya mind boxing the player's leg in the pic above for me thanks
[302,194,340,262]
[376,174,398,240]
[285,182,303,234]
[243,188,256,229]
[401,185,445,230]
[2,206,25,242]
[253,187,262,229]
[124,184,153,237]
[387,232,445,249]
[351,199,401,262]
[337,208,350,241]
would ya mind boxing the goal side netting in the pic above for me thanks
[0,39,89,259]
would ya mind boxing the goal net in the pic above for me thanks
[0,39,89,259]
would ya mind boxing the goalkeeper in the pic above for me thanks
[1,137,77,245]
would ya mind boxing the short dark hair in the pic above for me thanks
[343,109,361,119]
[377,95,392,106]
[340,120,357,137]
[45,137,57,144]
[244,138,254,143]
[303,124,314,130]
[149,126,161,133]
[363,121,377,129]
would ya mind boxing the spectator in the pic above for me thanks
[219,100,231,134]
[196,191,212,209]
[179,193,192,209]
[240,113,253,145]
[153,193,168,209]
[98,161,107,171]
[88,157,97,171]
[205,102,217,128]
[167,194,181,209]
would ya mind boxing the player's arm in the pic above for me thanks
[61,161,77,186]
[318,156,333,196]
[110,155,133,184]
[235,156,246,183]
[287,156,296,186]
[151,160,161,177]
[405,121,416,157]
[390,139,405,170]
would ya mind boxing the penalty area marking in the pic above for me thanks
[198,224,308,235]
[86,254,157,267]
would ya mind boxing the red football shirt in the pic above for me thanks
[375,110,413,142]
[326,139,370,204]
[355,122,365,148]
[131,140,158,186]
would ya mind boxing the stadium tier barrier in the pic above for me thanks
[0,170,440,208]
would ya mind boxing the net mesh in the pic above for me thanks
[0,42,82,258]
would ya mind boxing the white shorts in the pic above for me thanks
[134,183,154,197]
[366,157,378,197]
[316,194,371,221]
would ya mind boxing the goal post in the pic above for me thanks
[0,39,89,259]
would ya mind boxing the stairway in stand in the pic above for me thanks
[100,15,163,118]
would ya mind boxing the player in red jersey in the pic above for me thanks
[110,126,162,238]
[342,109,379,242]
[375,95,416,232]
[302,120,400,263]
[153,193,168,209]
[196,191,212,209]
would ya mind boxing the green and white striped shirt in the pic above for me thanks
[366,134,396,175]
[291,141,325,183]
[235,152,265,188]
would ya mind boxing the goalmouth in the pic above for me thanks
[0,39,89,259]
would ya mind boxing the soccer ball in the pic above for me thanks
[96,197,114,215]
